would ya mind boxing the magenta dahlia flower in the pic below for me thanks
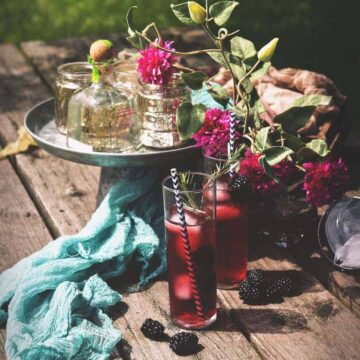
[137,39,176,85]
[303,157,348,207]
[192,108,239,157]
[239,149,296,196]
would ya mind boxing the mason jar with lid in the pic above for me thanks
[137,73,191,149]
[54,62,92,134]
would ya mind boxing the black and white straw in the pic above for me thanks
[170,168,205,320]
[229,112,236,177]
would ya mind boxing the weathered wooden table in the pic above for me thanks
[1,32,360,360]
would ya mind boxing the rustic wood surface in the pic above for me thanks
[0,33,360,359]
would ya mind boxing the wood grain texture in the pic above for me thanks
[0,155,52,358]
[0,44,100,237]
[219,242,360,360]
[113,281,260,360]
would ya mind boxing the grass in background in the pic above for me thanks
[0,0,359,123]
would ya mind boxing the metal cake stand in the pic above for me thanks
[25,99,200,203]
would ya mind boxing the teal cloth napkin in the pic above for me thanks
[0,168,166,360]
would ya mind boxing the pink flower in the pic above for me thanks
[192,108,239,157]
[137,40,176,85]
[239,149,296,197]
[303,157,349,207]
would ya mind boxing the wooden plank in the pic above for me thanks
[0,155,53,358]
[113,280,260,360]
[219,242,360,360]
[0,44,100,236]
[288,193,360,318]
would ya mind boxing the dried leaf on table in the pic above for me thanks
[0,126,37,160]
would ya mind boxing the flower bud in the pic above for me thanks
[89,39,115,62]
[188,1,207,24]
[257,38,279,63]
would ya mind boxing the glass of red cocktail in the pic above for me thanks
[163,172,217,329]
[204,154,248,289]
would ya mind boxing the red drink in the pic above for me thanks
[215,179,248,288]
[165,207,217,329]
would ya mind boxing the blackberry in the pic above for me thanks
[140,318,165,340]
[229,174,250,203]
[247,269,265,288]
[229,174,250,192]
[169,332,199,355]
[239,280,263,304]
[275,277,296,297]
[264,282,283,303]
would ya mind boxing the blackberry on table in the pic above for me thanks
[140,318,165,340]
[247,269,265,288]
[275,277,297,297]
[239,280,263,304]
[169,332,199,355]
[264,282,283,303]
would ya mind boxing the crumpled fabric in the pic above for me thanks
[0,168,166,359]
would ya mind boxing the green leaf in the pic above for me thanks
[209,1,239,26]
[241,78,253,94]
[177,102,206,140]
[250,62,271,81]
[171,2,194,25]
[282,132,306,152]
[230,36,257,59]
[259,156,280,183]
[292,94,332,107]
[207,85,230,107]
[126,34,147,50]
[306,139,330,157]
[181,71,207,90]
[274,106,315,134]
[262,146,293,166]
[254,127,271,151]
[207,51,245,80]
[126,6,137,36]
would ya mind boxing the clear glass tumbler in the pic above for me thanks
[163,172,217,329]
[204,153,248,289]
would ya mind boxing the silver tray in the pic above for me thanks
[24,98,198,168]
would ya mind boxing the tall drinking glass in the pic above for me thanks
[204,153,248,289]
[163,172,217,329]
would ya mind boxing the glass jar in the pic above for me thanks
[268,192,315,248]
[66,65,139,153]
[112,61,139,93]
[163,172,217,329]
[54,62,92,134]
[137,74,191,149]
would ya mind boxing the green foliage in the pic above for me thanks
[176,102,206,140]
[230,36,257,59]
[181,71,208,90]
[209,1,239,26]
[207,84,230,107]
[171,2,194,25]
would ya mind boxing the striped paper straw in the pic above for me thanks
[170,168,205,320]
[229,112,236,177]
